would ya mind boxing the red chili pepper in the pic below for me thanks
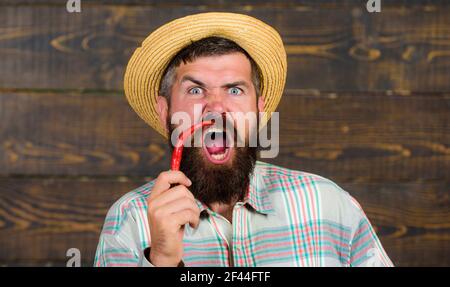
[170,120,214,171]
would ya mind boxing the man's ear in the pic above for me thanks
[257,96,265,113]
[156,95,169,133]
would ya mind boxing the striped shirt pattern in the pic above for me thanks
[94,161,393,267]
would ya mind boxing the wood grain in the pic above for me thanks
[3,0,448,6]
[0,178,447,266]
[1,0,449,268]
[0,91,448,182]
[0,177,145,266]
[1,4,450,92]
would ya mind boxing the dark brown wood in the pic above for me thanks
[0,91,448,182]
[0,178,448,266]
[1,0,449,268]
[3,0,446,6]
[1,4,450,92]
[0,177,148,267]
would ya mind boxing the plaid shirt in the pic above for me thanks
[94,161,393,267]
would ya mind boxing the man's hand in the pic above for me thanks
[147,170,200,266]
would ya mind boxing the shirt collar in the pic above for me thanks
[195,162,275,215]
[246,165,275,214]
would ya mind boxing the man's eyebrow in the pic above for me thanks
[221,81,250,89]
[180,75,250,89]
[180,75,206,87]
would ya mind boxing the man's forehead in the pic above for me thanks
[174,53,252,81]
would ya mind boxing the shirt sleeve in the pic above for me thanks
[94,233,153,267]
[94,232,185,266]
[93,196,154,267]
[93,186,187,267]
[347,198,394,267]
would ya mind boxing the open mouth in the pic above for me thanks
[202,127,232,164]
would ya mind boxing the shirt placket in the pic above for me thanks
[208,212,233,266]
[207,202,245,267]
[231,202,245,266]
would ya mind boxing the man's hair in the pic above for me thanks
[159,36,262,104]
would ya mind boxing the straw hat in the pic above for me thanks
[124,12,287,138]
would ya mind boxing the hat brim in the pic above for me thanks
[124,12,287,139]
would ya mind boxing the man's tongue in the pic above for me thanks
[205,133,227,154]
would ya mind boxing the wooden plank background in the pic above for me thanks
[0,0,449,266]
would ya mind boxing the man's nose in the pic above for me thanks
[204,90,226,114]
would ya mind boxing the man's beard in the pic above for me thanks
[168,124,257,206]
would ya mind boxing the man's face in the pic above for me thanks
[159,52,264,166]
[157,52,264,205]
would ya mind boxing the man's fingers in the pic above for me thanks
[151,170,192,197]
[172,209,201,229]
[150,185,196,207]
[161,196,200,216]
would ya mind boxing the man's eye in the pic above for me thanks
[188,87,203,94]
[229,87,242,95]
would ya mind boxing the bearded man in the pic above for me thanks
[94,12,393,267]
